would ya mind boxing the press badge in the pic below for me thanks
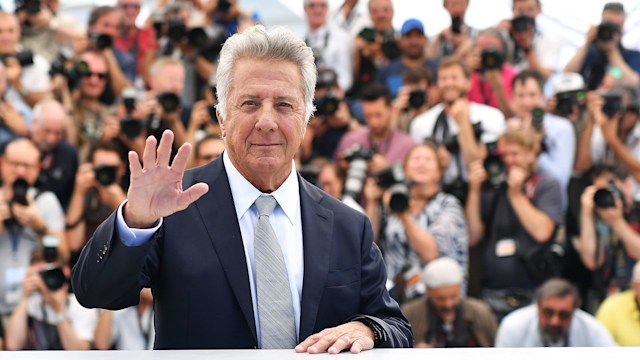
[495,238,517,257]
[4,267,26,306]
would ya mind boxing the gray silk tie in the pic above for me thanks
[254,194,296,349]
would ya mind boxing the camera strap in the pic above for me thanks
[433,110,465,185]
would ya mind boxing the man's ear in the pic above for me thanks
[217,110,225,137]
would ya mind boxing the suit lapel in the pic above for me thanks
[193,159,257,342]
[298,178,333,340]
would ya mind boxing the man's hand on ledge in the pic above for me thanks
[295,321,375,354]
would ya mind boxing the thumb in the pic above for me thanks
[177,182,209,210]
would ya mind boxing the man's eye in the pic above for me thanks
[277,102,293,109]
[242,101,257,107]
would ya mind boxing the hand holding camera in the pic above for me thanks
[11,195,45,231]
[506,166,527,198]
[467,160,487,192]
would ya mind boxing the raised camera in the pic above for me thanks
[593,180,622,208]
[157,92,181,113]
[120,118,144,139]
[40,265,66,291]
[0,50,34,68]
[16,0,40,14]
[532,107,545,131]
[94,165,118,186]
[358,28,376,43]
[601,92,623,118]
[484,141,506,189]
[408,89,426,109]
[597,22,619,43]
[451,16,462,34]
[167,16,187,43]
[374,164,410,213]
[511,16,534,33]
[342,144,376,200]
[481,47,504,71]
[88,32,113,50]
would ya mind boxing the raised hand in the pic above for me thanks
[123,130,209,228]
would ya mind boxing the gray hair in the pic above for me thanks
[535,278,581,309]
[32,99,66,125]
[215,25,317,124]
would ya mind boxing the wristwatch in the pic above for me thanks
[52,311,68,325]
[354,317,387,346]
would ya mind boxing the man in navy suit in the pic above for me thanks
[72,25,411,353]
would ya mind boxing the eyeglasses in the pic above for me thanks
[82,71,108,80]
[540,308,573,321]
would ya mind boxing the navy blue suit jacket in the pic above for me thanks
[72,157,412,349]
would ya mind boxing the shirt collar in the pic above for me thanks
[223,151,299,225]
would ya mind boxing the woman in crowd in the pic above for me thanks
[365,142,468,302]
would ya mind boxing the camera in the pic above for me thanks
[121,87,138,114]
[152,11,165,39]
[531,107,544,132]
[358,28,376,43]
[408,89,427,109]
[217,0,232,13]
[3,178,30,230]
[65,60,91,91]
[511,15,534,33]
[484,141,507,189]
[593,179,622,208]
[15,0,40,14]
[481,47,504,71]
[342,144,376,200]
[597,22,619,43]
[48,46,74,77]
[314,94,341,117]
[207,103,219,123]
[601,91,623,118]
[167,16,187,43]
[374,164,410,213]
[380,33,401,60]
[88,32,113,50]
[40,266,66,291]
[0,50,34,67]
[94,165,118,186]
[42,234,60,264]
[120,118,144,139]
[157,92,181,113]
[432,122,483,154]
[451,16,462,34]
[555,91,584,117]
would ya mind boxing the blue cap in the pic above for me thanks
[401,18,424,36]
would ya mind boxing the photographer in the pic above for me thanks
[65,142,126,255]
[0,11,50,107]
[300,68,359,164]
[0,62,29,145]
[351,0,399,96]
[0,138,66,317]
[508,70,576,210]
[410,56,506,203]
[466,129,563,320]
[365,142,468,302]
[336,83,414,175]
[114,0,158,85]
[564,2,640,89]
[505,0,563,80]
[575,86,640,190]
[391,66,432,133]
[465,27,516,118]
[304,0,353,92]
[427,0,476,60]
[576,165,640,309]
[4,251,98,350]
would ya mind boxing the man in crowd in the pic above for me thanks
[509,70,575,209]
[31,99,79,211]
[72,25,411,352]
[495,278,616,346]
[376,18,438,98]
[191,134,225,168]
[114,0,157,85]
[303,0,353,92]
[596,261,640,346]
[466,129,563,320]
[0,11,50,107]
[428,0,476,59]
[402,257,497,347]
[564,2,640,89]
[335,83,414,175]
[410,57,506,202]
[0,138,66,317]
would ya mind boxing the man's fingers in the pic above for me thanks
[328,335,352,354]
[170,142,193,173]
[350,338,372,354]
[179,183,209,209]
[156,130,174,167]
[307,335,333,354]
[294,335,318,352]
[128,151,142,176]
[142,136,158,170]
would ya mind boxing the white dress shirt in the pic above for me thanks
[115,151,305,346]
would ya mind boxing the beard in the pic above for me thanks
[540,324,567,345]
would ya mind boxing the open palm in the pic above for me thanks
[124,130,209,228]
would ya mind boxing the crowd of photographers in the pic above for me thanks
[0,0,638,351]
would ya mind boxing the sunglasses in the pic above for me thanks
[82,71,108,80]
[540,308,572,321]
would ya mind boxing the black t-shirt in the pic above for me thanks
[37,141,79,211]
[480,173,563,290]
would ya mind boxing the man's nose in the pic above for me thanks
[255,106,278,131]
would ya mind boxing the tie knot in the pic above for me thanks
[255,194,277,217]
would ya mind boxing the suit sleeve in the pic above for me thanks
[351,215,413,348]
[71,211,161,310]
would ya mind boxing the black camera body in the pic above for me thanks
[157,92,181,113]
[358,28,376,43]
[0,50,34,67]
[451,16,462,34]
[40,264,66,291]
[433,121,483,154]
[594,179,623,208]
[15,0,40,14]
[374,164,410,213]
[555,91,584,117]
[88,32,113,50]
[597,22,619,43]
[481,47,504,71]
[601,91,623,118]
[217,0,232,13]
[342,145,376,200]
[94,165,118,186]
[3,178,30,230]
[484,141,507,189]
[315,93,341,117]
[120,117,144,139]
[408,89,427,109]
[511,15,534,33]
[532,107,545,132]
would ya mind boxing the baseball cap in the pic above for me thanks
[401,18,424,36]
[552,72,585,95]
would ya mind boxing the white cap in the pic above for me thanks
[422,257,463,289]
[552,72,585,95]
